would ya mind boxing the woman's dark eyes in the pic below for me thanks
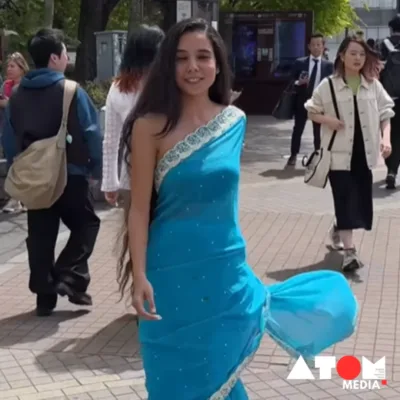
[176,55,211,61]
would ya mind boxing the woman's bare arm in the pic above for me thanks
[128,117,159,279]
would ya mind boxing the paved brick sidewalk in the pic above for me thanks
[0,118,399,399]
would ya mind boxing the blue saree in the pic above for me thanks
[139,105,358,399]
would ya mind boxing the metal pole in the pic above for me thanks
[212,0,219,30]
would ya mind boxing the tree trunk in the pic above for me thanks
[157,0,176,32]
[74,0,121,83]
[43,0,54,28]
[127,0,144,36]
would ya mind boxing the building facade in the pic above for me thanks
[325,0,397,58]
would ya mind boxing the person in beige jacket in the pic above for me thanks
[305,35,394,271]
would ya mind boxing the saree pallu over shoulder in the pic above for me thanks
[140,104,358,400]
[154,105,246,193]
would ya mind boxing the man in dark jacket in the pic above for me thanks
[380,16,400,189]
[287,33,334,166]
[2,28,102,316]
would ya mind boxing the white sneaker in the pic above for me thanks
[2,199,24,214]
[329,225,344,250]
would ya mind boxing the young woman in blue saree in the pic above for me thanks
[118,18,358,400]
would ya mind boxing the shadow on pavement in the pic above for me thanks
[259,166,305,180]
[265,250,366,284]
[34,314,142,374]
[0,309,89,347]
[372,179,399,199]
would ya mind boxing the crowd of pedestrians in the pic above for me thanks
[0,14,397,399]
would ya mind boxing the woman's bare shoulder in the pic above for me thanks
[132,113,167,137]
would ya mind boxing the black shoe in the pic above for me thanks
[386,173,396,189]
[68,292,93,306]
[56,282,92,306]
[36,293,57,317]
[287,155,297,166]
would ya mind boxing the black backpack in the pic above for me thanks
[381,38,400,98]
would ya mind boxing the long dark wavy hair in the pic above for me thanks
[116,18,232,299]
[114,25,164,93]
[334,35,381,81]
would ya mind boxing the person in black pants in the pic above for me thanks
[2,29,102,316]
[26,176,100,313]
[380,15,400,189]
[287,33,334,166]
[384,101,400,188]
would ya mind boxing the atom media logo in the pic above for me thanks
[287,355,387,390]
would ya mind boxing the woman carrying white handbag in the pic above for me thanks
[305,35,394,271]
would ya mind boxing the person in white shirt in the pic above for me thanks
[101,25,165,205]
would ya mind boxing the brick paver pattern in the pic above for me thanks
[0,119,399,399]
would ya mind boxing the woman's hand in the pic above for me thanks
[105,191,118,206]
[380,139,392,159]
[298,77,309,86]
[132,273,161,321]
[325,116,345,131]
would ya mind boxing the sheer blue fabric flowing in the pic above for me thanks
[139,106,358,399]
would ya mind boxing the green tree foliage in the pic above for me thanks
[53,0,130,44]
[0,0,44,49]
[221,0,357,36]
[53,0,80,41]
[0,0,189,82]
[108,0,130,31]
[0,0,131,48]
[0,0,160,49]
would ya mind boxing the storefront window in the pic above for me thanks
[229,16,308,80]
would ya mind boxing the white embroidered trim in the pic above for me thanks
[154,106,245,192]
[208,289,359,399]
[209,295,270,400]
[208,351,256,400]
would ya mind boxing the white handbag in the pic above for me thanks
[303,77,339,189]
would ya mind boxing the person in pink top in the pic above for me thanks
[0,52,29,213]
